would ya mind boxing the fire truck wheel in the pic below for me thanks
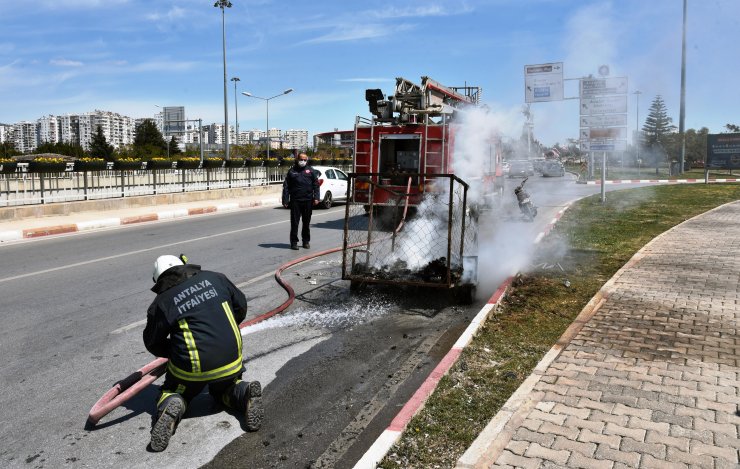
[321,192,333,209]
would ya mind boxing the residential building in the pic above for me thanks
[13,121,38,153]
[284,129,309,150]
[0,123,15,144]
[37,115,60,144]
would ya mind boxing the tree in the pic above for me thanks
[35,141,86,158]
[90,125,115,161]
[641,95,676,170]
[0,141,21,158]
[133,119,168,157]
[168,135,182,156]
[664,127,708,168]
[724,123,740,133]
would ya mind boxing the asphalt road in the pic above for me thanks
[0,174,612,468]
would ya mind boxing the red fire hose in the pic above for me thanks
[87,245,345,426]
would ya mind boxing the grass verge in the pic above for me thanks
[379,183,740,468]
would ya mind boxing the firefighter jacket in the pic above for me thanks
[282,164,320,205]
[144,264,248,383]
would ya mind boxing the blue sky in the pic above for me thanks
[0,0,737,146]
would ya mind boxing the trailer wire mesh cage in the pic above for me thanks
[342,173,478,301]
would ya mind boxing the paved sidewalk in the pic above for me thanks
[0,188,282,242]
[459,201,740,468]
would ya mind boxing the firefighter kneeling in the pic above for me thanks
[144,255,263,452]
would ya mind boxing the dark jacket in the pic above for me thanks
[282,164,320,205]
[143,264,248,382]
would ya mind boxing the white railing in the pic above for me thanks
[0,163,352,206]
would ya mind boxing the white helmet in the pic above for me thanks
[152,255,184,282]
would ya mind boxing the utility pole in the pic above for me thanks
[678,0,688,174]
[231,77,240,145]
[215,1,232,160]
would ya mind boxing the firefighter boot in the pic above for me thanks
[232,380,263,431]
[150,394,187,452]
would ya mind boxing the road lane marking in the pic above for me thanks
[0,208,344,285]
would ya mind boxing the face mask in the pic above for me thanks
[298,160,307,167]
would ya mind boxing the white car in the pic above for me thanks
[312,165,349,209]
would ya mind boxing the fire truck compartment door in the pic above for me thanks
[379,134,421,173]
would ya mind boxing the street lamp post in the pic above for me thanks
[633,90,642,174]
[241,88,294,160]
[231,77,240,146]
[678,0,687,174]
[215,1,232,160]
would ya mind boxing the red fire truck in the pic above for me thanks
[352,76,503,208]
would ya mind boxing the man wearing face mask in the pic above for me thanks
[282,153,320,250]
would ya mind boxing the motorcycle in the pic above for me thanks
[514,177,537,222]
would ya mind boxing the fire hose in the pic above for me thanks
[87,182,413,426]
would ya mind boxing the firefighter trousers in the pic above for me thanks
[156,371,250,414]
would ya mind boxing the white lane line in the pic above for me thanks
[0,208,344,285]
[111,319,147,334]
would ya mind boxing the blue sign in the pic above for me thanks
[534,87,550,98]
[707,133,740,169]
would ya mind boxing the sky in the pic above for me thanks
[0,0,738,147]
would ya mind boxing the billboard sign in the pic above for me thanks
[580,95,628,115]
[580,77,628,97]
[706,133,740,169]
[524,62,564,103]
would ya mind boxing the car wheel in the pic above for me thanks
[322,191,333,209]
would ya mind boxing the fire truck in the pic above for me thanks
[352,76,503,208]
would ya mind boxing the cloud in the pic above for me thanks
[50,58,84,67]
[146,7,188,22]
[369,3,473,19]
[300,23,414,44]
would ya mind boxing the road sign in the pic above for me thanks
[580,114,628,127]
[580,95,628,115]
[580,140,627,152]
[580,77,628,97]
[580,127,627,140]
[524,62,563,103]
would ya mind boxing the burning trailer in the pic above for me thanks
[340,76,501,303]
[341,173,478,304]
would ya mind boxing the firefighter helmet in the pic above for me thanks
[152,255,184,282]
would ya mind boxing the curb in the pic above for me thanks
[353,203,573,469]
[0,198,281,243]
[583,178,738,185]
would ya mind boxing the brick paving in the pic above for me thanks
[491,201,740,468]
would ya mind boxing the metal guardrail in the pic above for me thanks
[0,163,352,206]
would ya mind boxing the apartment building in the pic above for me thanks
[13,122,38,153]
[283,129,309,150]
[37,115,60,144]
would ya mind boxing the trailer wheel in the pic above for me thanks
[453,285,476,305]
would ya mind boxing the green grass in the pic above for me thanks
[379,184,740,469]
